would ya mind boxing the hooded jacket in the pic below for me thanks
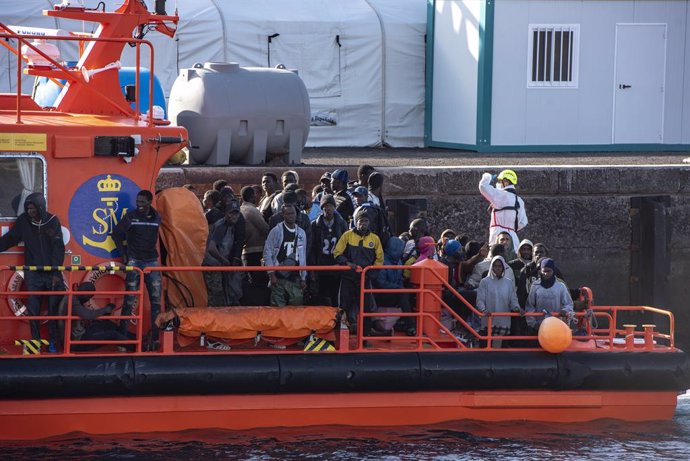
[333,227,383,279]
[375,236,405,289]
[509,238,534,278]
[476,255,519,331]
[525,275,574,329]
[0,193,64,268]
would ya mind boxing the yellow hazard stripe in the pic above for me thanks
[8,265,135,272]
[305,338,335,352]
[14,339,48,355]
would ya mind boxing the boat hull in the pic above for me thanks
[0,390,679,440]
[0,350,688,440]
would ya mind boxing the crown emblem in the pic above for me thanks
[97,175,121,192]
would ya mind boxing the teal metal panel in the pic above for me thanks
[476,0,494,147]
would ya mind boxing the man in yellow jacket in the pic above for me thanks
[333,209,383,336]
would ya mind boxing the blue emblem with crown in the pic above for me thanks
[68,174,139,259]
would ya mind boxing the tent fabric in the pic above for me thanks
[174,306,339,340]
[0,0,426,147]
[157,187,208,309]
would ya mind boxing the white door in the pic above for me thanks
[613,24,666,144]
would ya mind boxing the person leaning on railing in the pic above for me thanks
[0,192,64,352]
[333,209,383,336]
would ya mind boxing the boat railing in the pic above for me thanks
[0,264,677,356]
[360,264,551,351]
[0,265,145,355]
[111,263,677,353]
[361,263,676,352]
[592,304,674,350]
[0,25,158,125]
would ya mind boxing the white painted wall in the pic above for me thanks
[491,0,689,146]
[430,0,481,145]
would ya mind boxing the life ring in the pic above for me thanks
[7,270,67,324]
[82,262,139,325]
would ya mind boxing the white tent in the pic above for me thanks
[0,0,426,147]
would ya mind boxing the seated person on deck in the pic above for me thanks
[58,282,132,352]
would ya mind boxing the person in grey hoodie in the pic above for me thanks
[476,255,520,348]
[525,258,574,334]
[0,192,64,350]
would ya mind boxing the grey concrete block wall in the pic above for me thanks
[158,164,690,350]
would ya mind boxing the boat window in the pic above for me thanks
[0,155,46,221]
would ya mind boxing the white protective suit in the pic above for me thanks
[478,173,528,253]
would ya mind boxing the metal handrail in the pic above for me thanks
[0,265,145,354]
[0,26,157,125]
[0,264,678,355]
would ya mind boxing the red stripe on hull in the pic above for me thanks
[0,390,678,440]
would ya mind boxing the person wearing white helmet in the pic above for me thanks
[478,169,528,253]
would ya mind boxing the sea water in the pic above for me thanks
[3,394,690,460]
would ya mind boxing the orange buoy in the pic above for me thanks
[538,316,573,353]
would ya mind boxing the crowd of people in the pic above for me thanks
[192,165,576,347]
[0,164,577,352]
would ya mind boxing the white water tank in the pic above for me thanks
[168,62,310,165]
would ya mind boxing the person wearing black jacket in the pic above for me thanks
[202,199,246,306]
[113,189,162,350]
[331,169,354,223]
[309,194,348,306]
[0,192,64,350]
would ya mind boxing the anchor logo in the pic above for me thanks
[69,174,137,259]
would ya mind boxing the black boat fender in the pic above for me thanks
[0,351,688,399]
